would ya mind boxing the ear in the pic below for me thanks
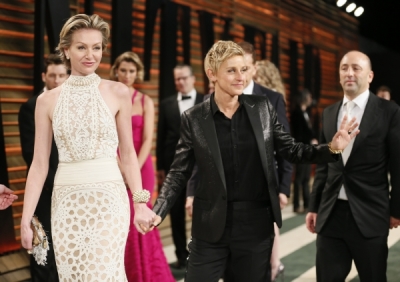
[206,69,216,83]
[41,72,46,83]
[368,70,374,83]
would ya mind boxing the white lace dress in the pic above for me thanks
[51,73,129,281]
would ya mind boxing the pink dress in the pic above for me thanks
[125,90,175,282]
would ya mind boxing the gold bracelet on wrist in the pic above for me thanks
[132,190,150,203]
[328,142,343,154]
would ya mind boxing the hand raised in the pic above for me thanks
[330,115,360,151]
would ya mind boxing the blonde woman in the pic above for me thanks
[20,14,155,281]
[255,60,287,103]
[150,40,358,281]
[110,52,174,282]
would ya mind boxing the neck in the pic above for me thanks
[344,88,368,101]
[214,91,239,118]
[128,85,135,93]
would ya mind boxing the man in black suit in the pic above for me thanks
[18,54,68,281]
[306,51,400,281]
[156,64,203,269]
[291,89,318,213]
[151,40,357,282]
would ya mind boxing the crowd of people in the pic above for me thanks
[1,12,398,282]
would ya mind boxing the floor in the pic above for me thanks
[163,204,400,282]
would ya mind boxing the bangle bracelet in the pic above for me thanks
[132,190,150,203]
[328,142,343,154]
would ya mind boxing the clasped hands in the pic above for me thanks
[330,115,360,151]
[133,203,162,235]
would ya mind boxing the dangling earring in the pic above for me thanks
[115,73,118,77]
[66,54,69,60]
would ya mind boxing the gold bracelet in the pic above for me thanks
[132,190,150,203]
[328,142,343,154]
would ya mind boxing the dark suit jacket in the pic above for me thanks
[291,106,317,144]
[19,93,59,191]
[187,83,293,197]
[154,94,337,243]
[309,93,400,238]
[156,92,203,172]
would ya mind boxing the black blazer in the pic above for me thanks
[187,84,293,197]
[154,94,337,243]
[19,93,59,191]
[156,92,203,172]
[309,93,400,238]
[253,83,292,196]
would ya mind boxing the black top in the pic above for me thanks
[211,95,269,202]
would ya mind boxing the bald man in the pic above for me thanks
[306,51,400,281]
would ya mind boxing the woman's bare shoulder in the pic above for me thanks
[100,79,130,98]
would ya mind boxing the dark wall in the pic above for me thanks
[360,37,400,104]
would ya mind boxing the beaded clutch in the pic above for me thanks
[29,215,49,266]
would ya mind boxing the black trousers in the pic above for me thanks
[316,200,388,282]
[185,202,274,282]
[30,188,59,282]
[293,164,311,210]
[169,185,189,264]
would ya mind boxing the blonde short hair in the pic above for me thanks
[255,60,286,101]
[56,14,110,69]
[110,51,144,82]
[204,41,244,78]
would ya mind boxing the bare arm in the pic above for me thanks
[114,84,157,232]
[137,94,154,168]
[21,93,54,249]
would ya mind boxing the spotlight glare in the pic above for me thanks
[354,6,364,17]
[346,3,357,13]
[337,0,347,7]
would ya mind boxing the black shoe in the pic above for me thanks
[169,261,187,280]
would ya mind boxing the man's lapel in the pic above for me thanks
[348,92,379,160]
[200,99,226,190]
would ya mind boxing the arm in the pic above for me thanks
[21,93,53,250]
[18,101,35,167]
[115,84,156,232]
[137,94,155,168]
[273,94,293,198]
[153,111,195,221]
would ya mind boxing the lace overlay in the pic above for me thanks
[52,74,129,281]
[53,73,118,162]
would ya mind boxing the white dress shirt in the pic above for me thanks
[337,89,370,200]
[177,89,197,115]
[243,80,255,95]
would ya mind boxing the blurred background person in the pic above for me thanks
[254,59,290,281]
[111,51,174,282]
[376,85,391,101]
[291,89,318,214]
[19,53,68,281]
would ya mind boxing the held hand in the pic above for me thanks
[330,115,360,151]
[390,216,400,229]
[305,212,318,233]
[133,203,157,235]
[0,184,18,210]
[278,193,288,210]
[185,197,194,217]
[148,215,162,232]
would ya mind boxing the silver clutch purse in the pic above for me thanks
[29,215,49,266]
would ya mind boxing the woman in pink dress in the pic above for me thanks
[111,51,175,282]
